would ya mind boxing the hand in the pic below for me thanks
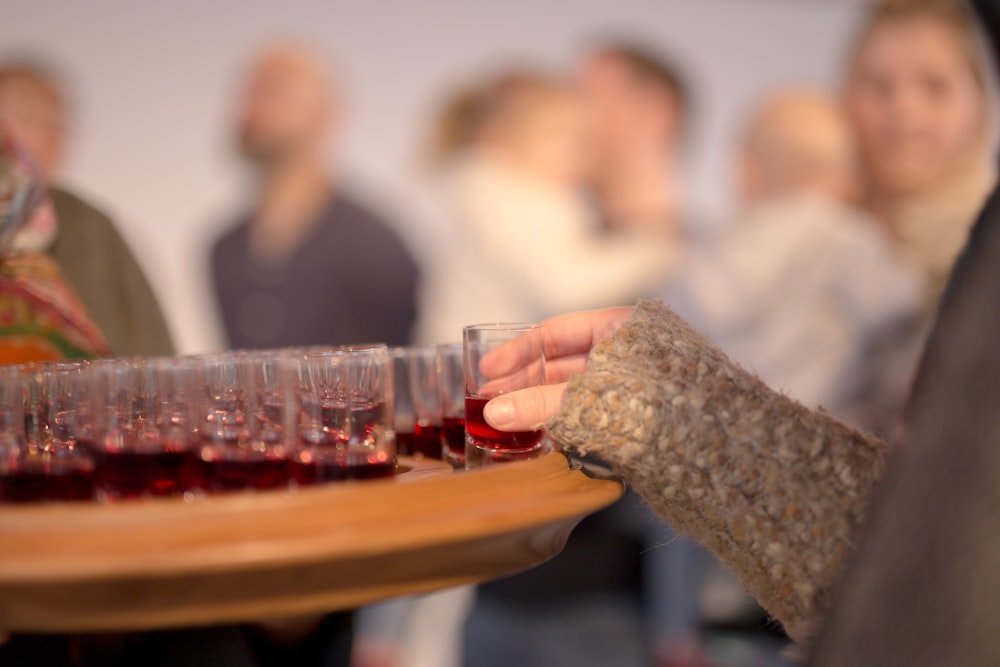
[481,306,635,431]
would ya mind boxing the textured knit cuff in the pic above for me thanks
[548,300,887,645]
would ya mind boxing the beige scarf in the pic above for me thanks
[870,159,996,299]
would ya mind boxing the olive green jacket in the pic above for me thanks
[49,187,174,357]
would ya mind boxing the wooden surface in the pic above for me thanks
[0,453,622,633]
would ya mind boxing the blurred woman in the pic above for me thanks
[846,0,995,296]
[0,122,107,363]
[414,69,674,344]
[841,0,995,438]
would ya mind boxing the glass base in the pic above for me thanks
[465,436,553,469]
[443,447,466,469]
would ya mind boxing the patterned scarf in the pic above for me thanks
[0,122,108,363]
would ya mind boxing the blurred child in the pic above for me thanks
[415,69,674,344]
[669,88,920,416]
[663,87,921,667]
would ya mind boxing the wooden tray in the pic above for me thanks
[0,453,622,633]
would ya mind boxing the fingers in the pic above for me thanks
[484,383,568,432]
[480,306,634,378]
[478,327,545,378]
[478,358,545,396]
[539,306,635,361]
[544,355,588,384]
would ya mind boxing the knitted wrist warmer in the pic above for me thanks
[548,300,887,644]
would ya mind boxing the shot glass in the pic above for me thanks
[245,350,296,453]
[291,344,396,484]
[409,347,444,459]
[463,323,546,467]
[1,363,95,503]
[193,352,291,492]
[84,357,199,499]
[392,347,418,457]
[436,343,465,467]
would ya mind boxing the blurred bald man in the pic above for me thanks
[739,89,860,206]
[662,87,924,665]
[670,87,920,411]
[0,60,175,356]
[211,44,419,349]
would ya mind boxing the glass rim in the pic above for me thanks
[302,343,389,358]
[463,322,541,333]
[392,345,437,358]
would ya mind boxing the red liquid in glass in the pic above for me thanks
[441,416,465,457]
[290,453,396,486]
[0,457,95,503]
[465,396,543,451]
[413,422,443,459]
[85,442,195,498]
[396,430,417,457]
[194,445,290,492]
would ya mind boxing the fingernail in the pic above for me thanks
[485,397,515,428]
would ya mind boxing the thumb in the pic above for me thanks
[484,383,568,432]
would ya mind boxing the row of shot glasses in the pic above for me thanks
[0,345,394,503]
[0,323,550,503]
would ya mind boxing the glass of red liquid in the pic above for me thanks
[193,352,291,493]
[436,343,465,467]
[463,323,547,468]
[1,363,96,503]
[392,348,418,457]
[409,347,444,459]
[291,345,396,485]
[83,358,199,500]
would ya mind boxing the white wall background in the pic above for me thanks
[2,0,865,354]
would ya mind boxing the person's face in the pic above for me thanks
[0,76,66,182]
[846,19,986,196]
[580,54,681,164]
[510,95,593,188]
[738,94,861,207]
[237,52,332,165]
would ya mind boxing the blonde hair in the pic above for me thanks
[425,69,573,168]
[850,0,990,94]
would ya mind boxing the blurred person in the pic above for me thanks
[847,0,995,296]
[415,69,674,345]
[211,43,419,350]
[840,0,996,438]
[473,11,1000,657]
[418,68,695,667]
[580,41,691,239]
[456,49,709,667]
[210,42,419,667]
[669,88,920,414]
[662,89,921,666]
[477,6,1000,647]
[738,90,860,206]
[0,121,108,363]
[0,60,175,356]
